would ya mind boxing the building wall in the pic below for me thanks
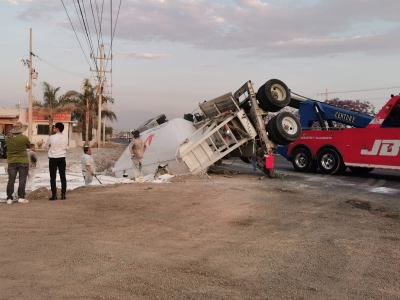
[30,121,76,149]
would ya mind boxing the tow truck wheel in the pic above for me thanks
[267,112,301,145]
[349,166,374,174]
[256,79,291,112]
[317,148,346,175]
[292,148,318,173]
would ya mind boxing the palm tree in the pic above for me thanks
[33,82,75,135]
[63,78,117,145]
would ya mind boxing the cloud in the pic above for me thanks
[2,0,19,5]
[14,0,400,58]
[199,63,218,68]
[62,48,75,52]
[119,52,172,59]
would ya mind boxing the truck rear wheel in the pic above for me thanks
[267,112,301,145]
[256,79,291,112]
[292,148,318,173]
[349,166,374,174]
[317,148,346,175]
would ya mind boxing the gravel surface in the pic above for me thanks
[0,144,399,299]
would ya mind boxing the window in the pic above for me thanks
[37,124,50,135]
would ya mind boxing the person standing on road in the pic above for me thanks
[27,143,37,190]
[81,146,97,186]
[129,130,147,180]
[44,122,68,200]
[5,121,30,204]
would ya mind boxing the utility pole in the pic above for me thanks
[22,28,38,141]
[28,28,33,141]
[102,102,107,146]
[91,44,112,148]
[102,80,113,146]
[317,88,329,100]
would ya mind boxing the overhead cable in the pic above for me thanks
[33,55,90,78]
[60,0,92,70]
[330,86,400,94]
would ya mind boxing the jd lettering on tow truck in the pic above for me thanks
[361,140,400,156]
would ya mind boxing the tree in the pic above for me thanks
[33,82,75,135]
[324,98,375,115]
[264,106,299,123]
[63,78,117,145]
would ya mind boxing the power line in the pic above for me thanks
[89,0,101,57]
[104,0,122,93]
[60,0,92,70]
[76,0,99,76]
[330,86,400,94]
[95,0,105,47]
[33,54,90,78]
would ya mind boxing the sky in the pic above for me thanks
[1,0,400,131]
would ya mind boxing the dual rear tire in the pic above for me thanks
[317,148,347,175]
[292,148,318,173]
[292,147,348,175]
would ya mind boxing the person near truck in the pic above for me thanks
[5,121,30,204]
[27,143,37,190]
[81,146,96,185]
[45,122,68,200]
[129,130,147,180]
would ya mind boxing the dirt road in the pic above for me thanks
[0,171,399,299]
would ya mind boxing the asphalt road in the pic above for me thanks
[223,155,400,196]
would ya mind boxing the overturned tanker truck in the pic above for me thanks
[112,79,302,178]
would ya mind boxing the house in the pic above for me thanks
[0,107,82,149]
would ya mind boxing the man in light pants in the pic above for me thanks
[81,146,96,185]
[129,130,147,181]
[27,143,37,190]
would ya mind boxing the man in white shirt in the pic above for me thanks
[44,122,69,200]
[81,146,96,185]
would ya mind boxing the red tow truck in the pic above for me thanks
[277,95,400,175]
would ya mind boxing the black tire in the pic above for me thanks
[239,157,252,164]
[292,148,318,173]
[267,121,287,145]
[256,79,291,112]
[349,166,374,174]
[267,112,301,145]
[317,148,346,175]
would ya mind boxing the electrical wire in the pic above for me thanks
[73,0,99,77]
[329,86,400,94]
[60,0,92,70]
[95,0,105,47]
[79,0,99,72]
[104,0,122,94]
[33,55,90,78]
[89,0,101,57]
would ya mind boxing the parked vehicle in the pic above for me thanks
[0,133,6,158]
[277,95,400,174]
